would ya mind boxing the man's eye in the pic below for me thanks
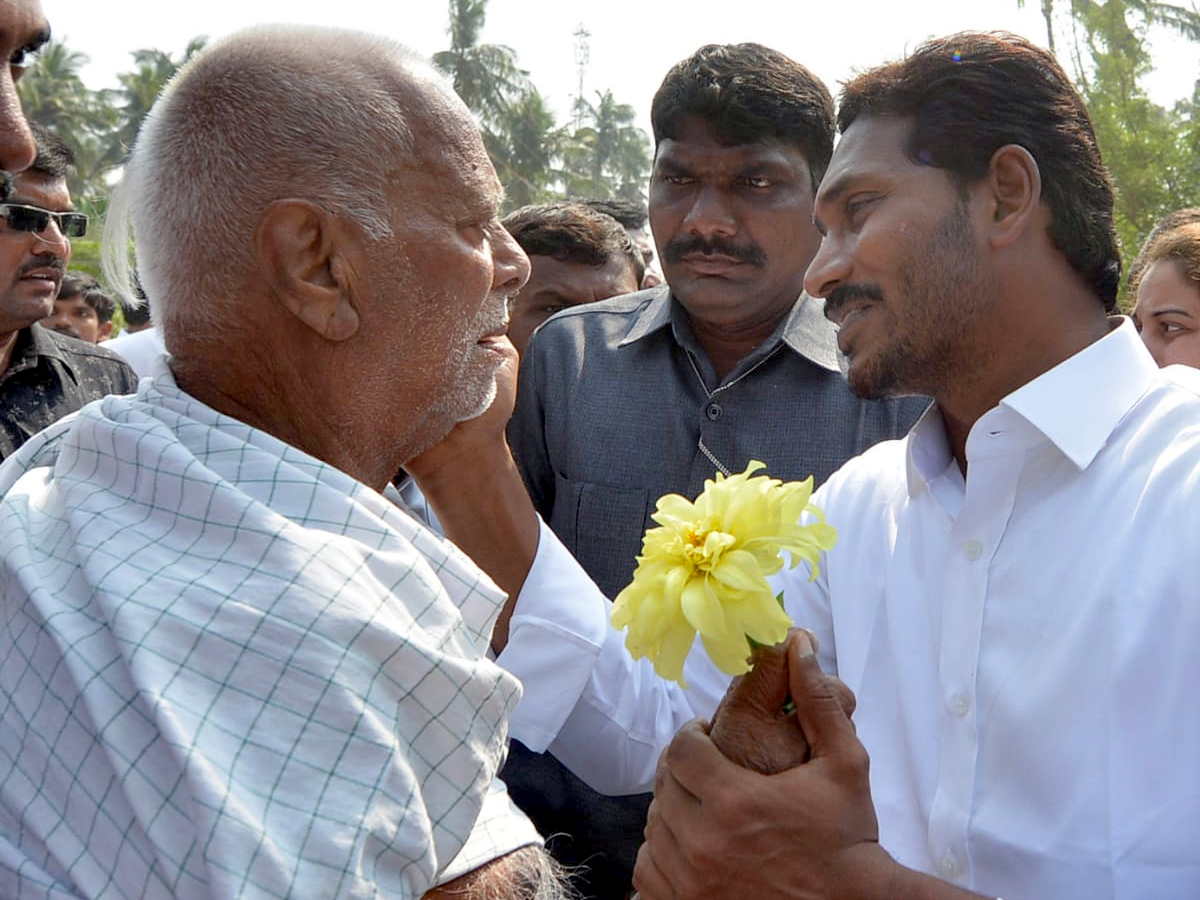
[743,176,772,189]
[661,174,692,186]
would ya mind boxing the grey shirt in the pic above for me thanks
[509,285,928,599]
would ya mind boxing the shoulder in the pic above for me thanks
[529,286,668,346]
[812,435,911,512]
[41,327,139,391]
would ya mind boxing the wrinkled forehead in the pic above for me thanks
[405,87,502,202]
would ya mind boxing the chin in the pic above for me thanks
[455,378,497,424]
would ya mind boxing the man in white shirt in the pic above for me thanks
[633,31,1200,900]
[0,24,577,900]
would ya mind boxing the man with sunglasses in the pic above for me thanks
[0,122,135,460]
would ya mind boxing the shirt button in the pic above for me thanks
[939,853,958,877]
[950,694,971,717]
[963,539,983,560]
[705,402,723,421]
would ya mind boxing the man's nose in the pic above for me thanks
[681,185,737,239]
[803,233,851,300]
[0,74,36,176]
[494,225,530,296]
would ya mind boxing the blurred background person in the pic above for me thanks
[582,197,662,287]
[1131,214,1200,368]
[502,201,643,355]
[40,271,116,342]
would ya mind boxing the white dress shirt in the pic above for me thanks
[775,319,1200,898]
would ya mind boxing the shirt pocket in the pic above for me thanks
[549,472,653,600]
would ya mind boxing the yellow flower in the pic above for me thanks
[611,460,837,686]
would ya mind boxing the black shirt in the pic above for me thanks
[0,324,138,461]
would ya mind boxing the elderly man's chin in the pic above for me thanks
[456,377,498,424]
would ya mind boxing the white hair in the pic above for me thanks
[102,25,445,346]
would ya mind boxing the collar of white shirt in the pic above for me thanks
[904,316,1157,497]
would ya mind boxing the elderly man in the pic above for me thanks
[634,32,1200,900]
[0,25,590,899]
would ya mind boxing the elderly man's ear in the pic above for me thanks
[256,199,362,342]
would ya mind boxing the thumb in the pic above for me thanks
[710,633,810,774]
[718,636,792,720]
[787,630,857,761]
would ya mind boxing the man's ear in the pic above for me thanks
[255,199,360,342]
[985,144,1043,250]
[97,321,113,341]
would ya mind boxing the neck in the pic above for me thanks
[0,328,20,375]
[689,310,786,382]
[938,308,1112,474]
[170,351,400,493]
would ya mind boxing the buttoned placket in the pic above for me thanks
[926,409,1024,887]
[687,344,784,476]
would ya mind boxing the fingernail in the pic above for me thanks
[794,630,814,658]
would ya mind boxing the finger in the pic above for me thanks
[715,634,792,721]
[660,717,746,801]
[826,675,858,719]
[640,793,693,897]
[787,630,859,760]
[632,840,676,900]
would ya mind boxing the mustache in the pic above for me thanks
[661,234,767,268]
[824,283,884,322]
[18,254,66,278]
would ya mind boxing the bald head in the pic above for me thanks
[106,25,466,348]
[101,25,529,488]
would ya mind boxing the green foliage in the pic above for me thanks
[1021,0,1200,306]
[435,0,651,210]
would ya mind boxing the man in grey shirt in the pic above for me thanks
[505,43,926,900]
[510,43,925,601]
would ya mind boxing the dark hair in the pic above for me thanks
[651,43,835,188]
[502,202,645,285]
[58,272,117,323]
[1127,207,1200,290]
[1129,221,1200,297]
[838,31,1120,311]
[580,198,648,231]
[27,121,76,182]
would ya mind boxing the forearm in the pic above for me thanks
[411,435,539,650]
[877,859,999,900]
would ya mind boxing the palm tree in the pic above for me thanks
[493,90,563,210]
[563,90,651,201]
[16,40,117,205]
[433,0,532,132]
[105,37,206,169]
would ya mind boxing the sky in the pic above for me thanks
[47,0,1200,141]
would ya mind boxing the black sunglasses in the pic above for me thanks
[0,203,88,238]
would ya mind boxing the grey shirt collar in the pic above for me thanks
[618,285,842,374]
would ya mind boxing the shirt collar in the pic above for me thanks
[905,316,1157,496]
[619,286,843,372]
[1000,316,1156,470]
[3,324,72,380]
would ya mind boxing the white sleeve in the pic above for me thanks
[497,518,722,795]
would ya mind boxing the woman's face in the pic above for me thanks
[1133,258,1200,369]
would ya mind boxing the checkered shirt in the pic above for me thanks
[0,372,539,899]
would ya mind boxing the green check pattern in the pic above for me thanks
[0,373,538,898]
